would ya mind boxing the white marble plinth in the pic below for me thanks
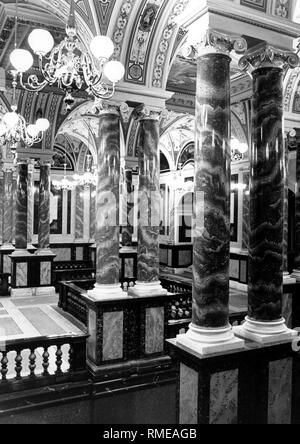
[234,317,298,344]
[11,288,33,298]
[128,281,168,297]
[176,324,245,357]
[35,286,57,296]
[283,273,297,285]
[291,269,300,282]
[88,283,126,300]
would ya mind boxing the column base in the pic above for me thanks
[283,272,297,285]
[234,317,298,345]
[176,324,245,357]
[35,248,56,257]
[128,281,168,297]
[119,246,137,253]
[11,288,33,298]
[10,249,31,257]
[35,286,57,296]
[291,269,300,282]
[87,283,126,300]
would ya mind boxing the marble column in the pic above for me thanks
[88,104,124,299]
[37,162,52,254]
[14,161,29,254]
[121,168,134,251]
[1,167,14,248]
[292,137,300,281]
[177,30,247,355]
[129,107,167,297]
[235,44,299,343]
[283,140,296,283]
[27,161,35,250]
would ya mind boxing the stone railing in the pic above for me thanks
[0,334,88,395]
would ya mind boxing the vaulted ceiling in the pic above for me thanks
[0,0,300,164]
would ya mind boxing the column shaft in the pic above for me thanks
[122,169,134,248]
[96,113,120,285]
[27,165,34,247]
[15,162,28,251]
[193,53,231,329]
[38,163,51,250]
[2,170,14,246]
[294,144,300,273]
[248,67,284,322]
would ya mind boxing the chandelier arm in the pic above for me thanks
[19,73,49,92]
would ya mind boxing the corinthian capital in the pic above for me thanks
[133,105,167,122]
[239,44,299,73]
[182,29,247,59]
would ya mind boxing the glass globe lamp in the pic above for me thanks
[10,49,34,73]
[36,118,50,132]
[90,36,114,60]
[27,124,40,138]
[104,60,125,83]
[3,111,19,129]
[28,29,55,57]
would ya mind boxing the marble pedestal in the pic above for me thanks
[169,337,298,424]
[83,291,169,378]
[10,250,56,297]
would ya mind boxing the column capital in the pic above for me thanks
[133,105,167,122]
[183,29,247,59]
[92,99,121,117]
[239,44,299,74]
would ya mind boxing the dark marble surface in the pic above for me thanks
[283,144,289,273]
[137,119,160,283]
[3,171,13,245]
[15,163,28,250]
[248,67,284,322]
[75,185,85,240]
[242,172,250,251]
[294,141,300,270]
[193,53,231,328]
[27,169,34,245]
[122,169,134,247]
[90,185,96,240]
[38,164,51,249]
[96,112,120,285]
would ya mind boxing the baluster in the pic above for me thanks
[1,352,8,381]
[29,348,37,378]
[55,345,63,375]
[69,344,74,372]
[15,350,23,380]
[42,347,50,376]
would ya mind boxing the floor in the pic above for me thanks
[0,294,84,342]
[0,294,86,379]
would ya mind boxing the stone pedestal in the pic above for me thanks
[169,338,298,425]
[129,107,167,298]
[88,104,124,300]
[235,44,299,344]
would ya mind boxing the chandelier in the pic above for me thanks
[52,162,76,191]
[0,73,49,152]
[231,139,248,162]
[9,0,125,109]
[73,155,97,188]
